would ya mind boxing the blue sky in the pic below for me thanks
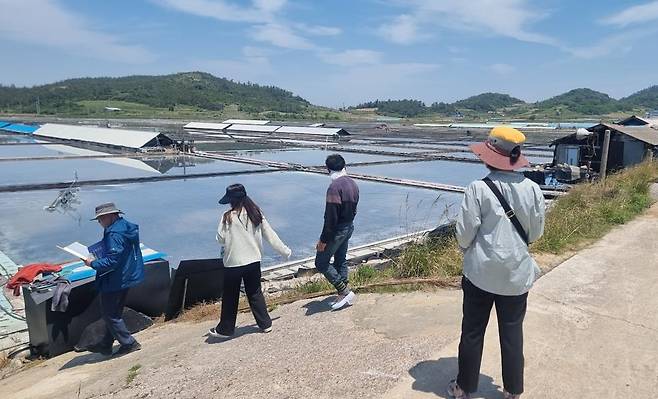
[0,0,657,107]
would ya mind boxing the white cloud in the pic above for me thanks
[253,0,287,13]
[564,28,657,59]
[489,63,516,75]
[157,0,278,23]
[304,62,441,106]
[378,0,555,45]
[318,49,383,66]
[252,23,316,49]
[190,54,273,83]
[601,1,658,27]
[295,23,342,36]
[0,0,153,63]
[377,14,425,44]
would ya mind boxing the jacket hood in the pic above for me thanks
[106,217,140,243]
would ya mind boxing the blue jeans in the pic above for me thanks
[315,223,354,294]
[99,289,136,348]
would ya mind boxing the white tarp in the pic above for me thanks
[183,122,230,131]
[222,119,270,125]
[275,126,347,136]
[35,124,162,149]
[227,124,281,133]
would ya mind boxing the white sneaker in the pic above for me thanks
[331,291,355,311]
[208,328,231,339]
[262,326,272,333]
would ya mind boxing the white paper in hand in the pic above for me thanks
[57,242,91,260]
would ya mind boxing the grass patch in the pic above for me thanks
[393,161,658,276]
[126,364,142,385]
[393,234,463,279]
[533,161,658,253]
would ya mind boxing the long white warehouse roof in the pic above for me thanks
[222,119,270,125]
[276,126,348,136]
[183,122,230,131]
[227,124,281,133]
[35,123,165,149]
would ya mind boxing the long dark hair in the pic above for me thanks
[223,195,263,227]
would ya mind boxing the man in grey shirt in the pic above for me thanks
[447,127,546,399]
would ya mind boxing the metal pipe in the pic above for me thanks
[600,129,611,181]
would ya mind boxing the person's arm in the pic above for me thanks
[456,183,482,249]
[528,185,546,243]
[261,218,292,258]
[216,215,227,244]
[319,185,341,245]
[90,232,127,275]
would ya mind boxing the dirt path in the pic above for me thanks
[3,204,658,398]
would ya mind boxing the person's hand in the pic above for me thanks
[83,255,95,267]
[316,241,327,252]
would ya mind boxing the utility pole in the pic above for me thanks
[599,129,611,181]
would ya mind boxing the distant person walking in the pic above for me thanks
[82,203,144,357]
[210,184,291,338]
[447,127,546,399]
[315,154,360,310]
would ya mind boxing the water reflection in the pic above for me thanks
[225,149,404,166]
[0,156,266,186]
[351,160,490,187]
[0,172,461,268]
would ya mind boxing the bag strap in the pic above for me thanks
[482,177,529,245]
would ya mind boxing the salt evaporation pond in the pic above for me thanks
[0,171,462,268]
[351,160,489,187]
[225,149,403,165]
[439,152,553,164]
[0,156,267,186]
[0,134,38,144]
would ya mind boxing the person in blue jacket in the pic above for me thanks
[82,202,144,357]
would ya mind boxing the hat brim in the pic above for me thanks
[90,210,123,221]
[470,143,530,171]
[218,194,231,205]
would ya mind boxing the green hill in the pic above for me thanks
[620,85,658,109]
[453,92,524,112]
[0,72,312,116]
[533,88,623,115]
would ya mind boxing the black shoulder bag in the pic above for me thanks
[482,177,529,245]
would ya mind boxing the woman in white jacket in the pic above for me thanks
[209,184,292,338]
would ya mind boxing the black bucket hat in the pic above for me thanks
[219,184,247,204]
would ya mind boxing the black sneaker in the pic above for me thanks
[79,343,113,356]
[114,341,141,357]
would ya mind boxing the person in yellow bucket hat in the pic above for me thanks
[447,127,546,399]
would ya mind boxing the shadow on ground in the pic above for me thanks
[409,357,501,399]
[302,297,338,316]
[205,316,281,344]
[60,352,109,370]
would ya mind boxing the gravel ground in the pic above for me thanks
[3,290,463,399]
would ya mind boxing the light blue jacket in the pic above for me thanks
[456,171,546,296]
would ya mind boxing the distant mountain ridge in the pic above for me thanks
[0,72,311,115]
[352,85,657,118]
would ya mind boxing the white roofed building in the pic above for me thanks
[34,124,174,150]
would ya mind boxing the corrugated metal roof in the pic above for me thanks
[227,124,281,133]
[35,123,163,149]
[591,123,658,146]
[275,126,349,136]
[222,119,270,125]
[183,122,230,131]
[0,123,38,134]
